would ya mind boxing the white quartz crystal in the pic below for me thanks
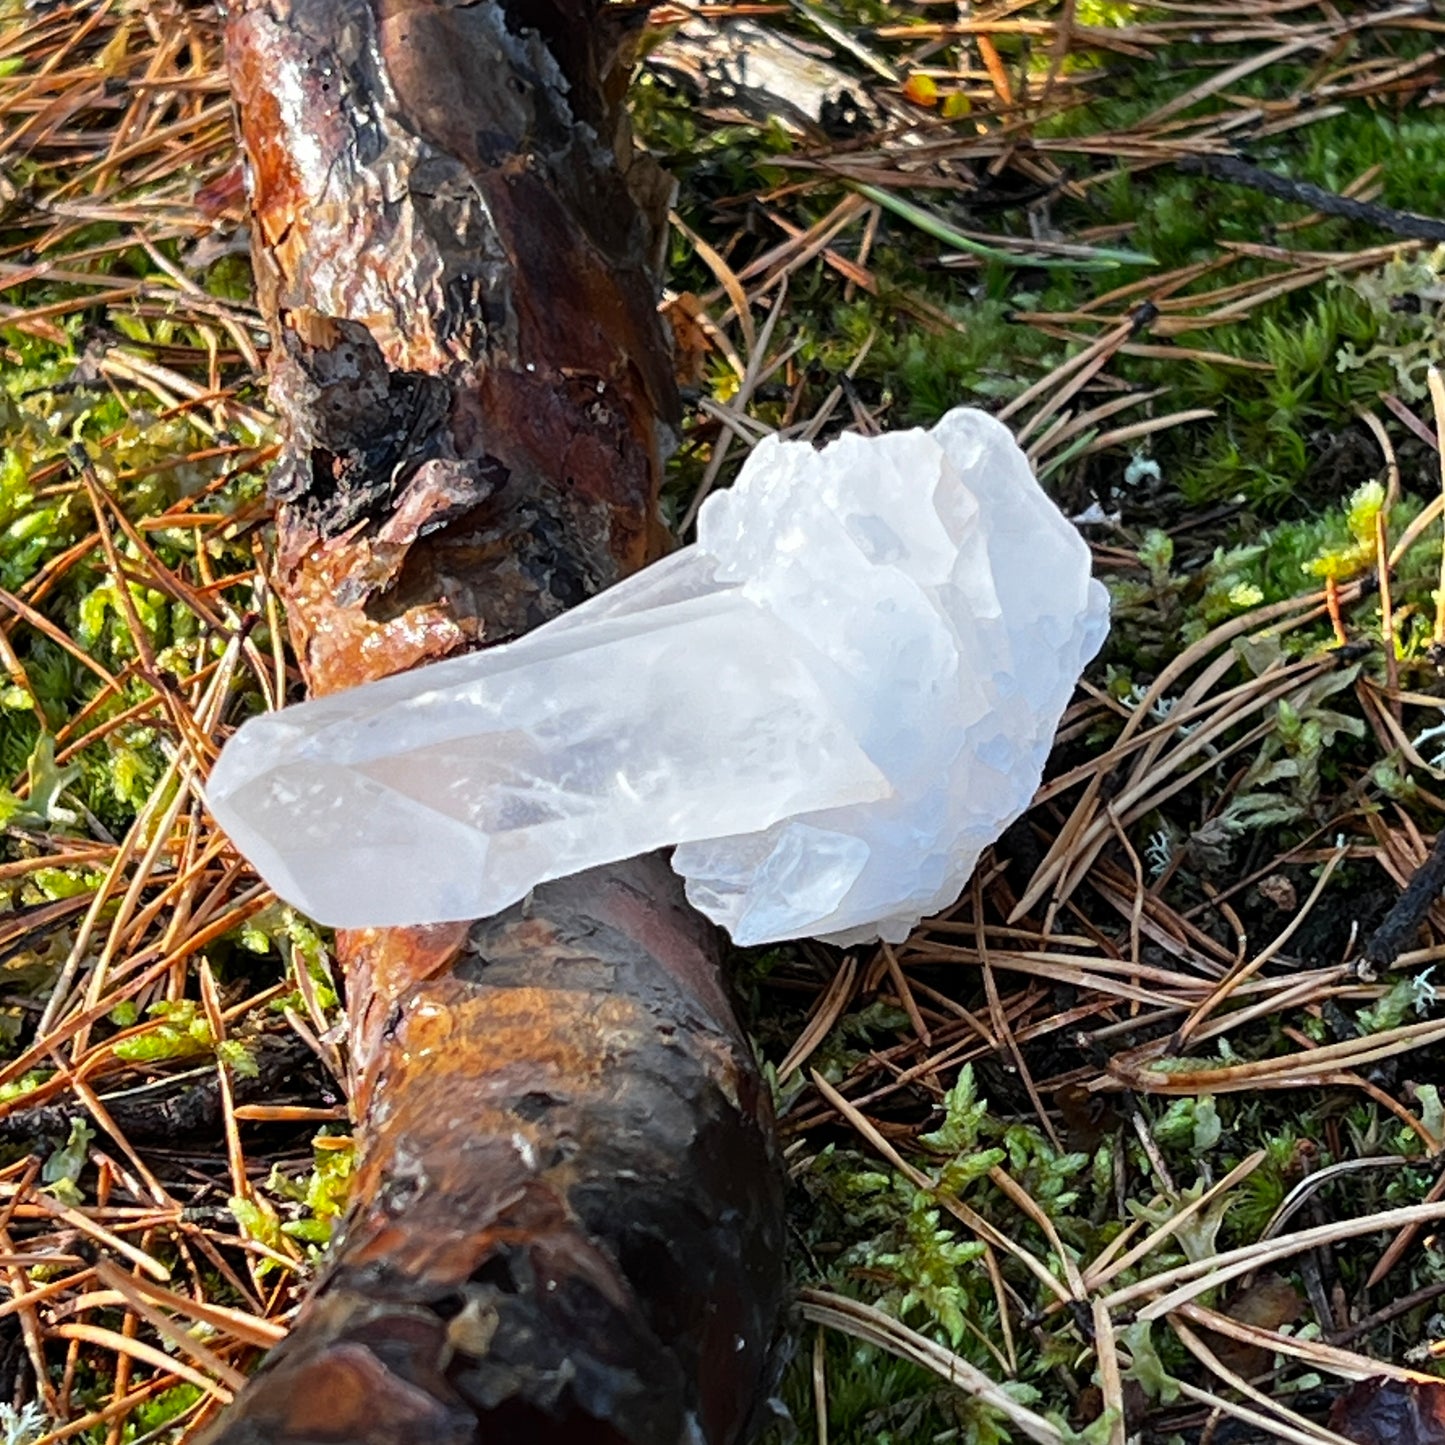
[206,408,1109,943]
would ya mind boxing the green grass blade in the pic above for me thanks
[854,183,1157,272]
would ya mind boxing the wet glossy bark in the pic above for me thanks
[203,2,786,1440]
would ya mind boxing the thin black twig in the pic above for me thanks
[1179,154,1445,244]
[1362,826,1445,970]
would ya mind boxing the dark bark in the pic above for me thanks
[201,2,787,1441]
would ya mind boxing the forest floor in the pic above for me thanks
[1,1,1445,1442]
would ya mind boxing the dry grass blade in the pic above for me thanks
[1168,1316,1357,1445]
[50,1324,232,1402]
[798,1290,1066,1445]
[1173,1300,1440,1386]
[1080,1150,1266,1294]
[779,954,859,1081]
[1102,1199,1445,1318]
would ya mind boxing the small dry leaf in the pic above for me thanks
[903,73,939,107]
[1257,873,1299,912]
[1330,1377,1445,1444]
[1209,1274,1305,1381]
[662,291,713,385]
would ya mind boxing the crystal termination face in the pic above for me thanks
[206,409,1109,944]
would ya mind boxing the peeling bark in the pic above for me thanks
[203,2,787,1440]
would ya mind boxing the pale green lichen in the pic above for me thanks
[1336,246,1445,401]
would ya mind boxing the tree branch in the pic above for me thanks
[202,2,786,1440]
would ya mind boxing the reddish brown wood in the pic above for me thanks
[202,2,786,1440]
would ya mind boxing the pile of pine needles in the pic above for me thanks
[1,1,1445,1441]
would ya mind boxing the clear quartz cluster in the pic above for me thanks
[207,408,1109,944]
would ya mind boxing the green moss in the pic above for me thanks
[112,999,219,1064]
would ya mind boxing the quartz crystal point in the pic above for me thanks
[208,408,1109,943]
